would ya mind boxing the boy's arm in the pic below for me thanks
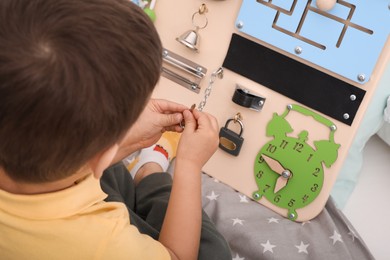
[158,109,219,260]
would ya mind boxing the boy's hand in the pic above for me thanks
[176,109,219,168]
[112,99,187,164]
[124,99,187,147]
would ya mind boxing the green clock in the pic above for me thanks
[253,104,340,221]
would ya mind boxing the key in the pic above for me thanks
[180,104,196,128]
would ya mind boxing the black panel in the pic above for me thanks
[222,33,366,126]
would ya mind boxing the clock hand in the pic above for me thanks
[261,154,291,193]
[261,154,285,174]
[274,170,291,193]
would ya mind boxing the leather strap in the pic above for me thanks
[232,88,265,111]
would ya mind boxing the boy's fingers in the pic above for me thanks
[182,110,196,131]
[153,99,188,113]
[209,115,219,132]
[157,113,183,128]
[192,110,218,131]
[163,124,184,133]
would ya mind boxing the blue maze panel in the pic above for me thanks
[236,0,390,84]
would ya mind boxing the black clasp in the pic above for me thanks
[232,86,265,111]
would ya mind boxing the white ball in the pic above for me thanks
[316,0,337,11]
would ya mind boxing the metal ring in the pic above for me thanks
[199,3,208,14]
[234,118,244,136]
[192,11,208,29]
[225,117,244,136]
[233,112,242,123]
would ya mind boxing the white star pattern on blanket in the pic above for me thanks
[330,230,343,245]
[238,194,249,203]
[267,217,279,223]
[261,240,276,253]
[206,191,219,201]
[295,241,310,254]
[232,218,244,226]
[232,253,245,260]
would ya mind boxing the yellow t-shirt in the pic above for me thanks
[0,174,170,260]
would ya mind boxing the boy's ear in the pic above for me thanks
[89,144,119,179]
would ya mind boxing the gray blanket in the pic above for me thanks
[201,173,374,260]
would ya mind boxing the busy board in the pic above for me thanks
[150,0,390,221]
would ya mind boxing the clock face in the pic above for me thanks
[254,135,324,220]
[253,105,340,221]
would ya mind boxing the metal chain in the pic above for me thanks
[198,67,224,111]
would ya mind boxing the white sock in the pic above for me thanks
[122,150,140,166]
[129,144,170,179]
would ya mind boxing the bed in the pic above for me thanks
[148,0,390,259]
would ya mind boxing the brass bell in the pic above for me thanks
[176,28,200,52]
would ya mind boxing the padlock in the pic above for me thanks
[219,118,244,156]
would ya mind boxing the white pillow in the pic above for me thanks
[331,62,390,209]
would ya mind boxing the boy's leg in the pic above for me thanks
[102,133,176,240]
[102,132,231,259]
[100,162,160,239]
[135,164,232,260]
[101,162,231,259]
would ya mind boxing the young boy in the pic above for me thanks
[0,0,231,259]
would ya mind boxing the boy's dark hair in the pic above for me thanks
[0,0,162,183]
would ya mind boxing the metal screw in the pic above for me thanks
[162,50,168,57]
[191,84,197,90]
[350,94,356,101]
[343,113,350,120]
[258,100,264,107]
[253,193,260,199]
[294,46,302,55]
[288,213,296,220]
[236,21,244,29]
[287,104,293,110]
[196,66,203,76]
[330,124,337,131]
[357,74,365,82]
[282,170,291,179]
